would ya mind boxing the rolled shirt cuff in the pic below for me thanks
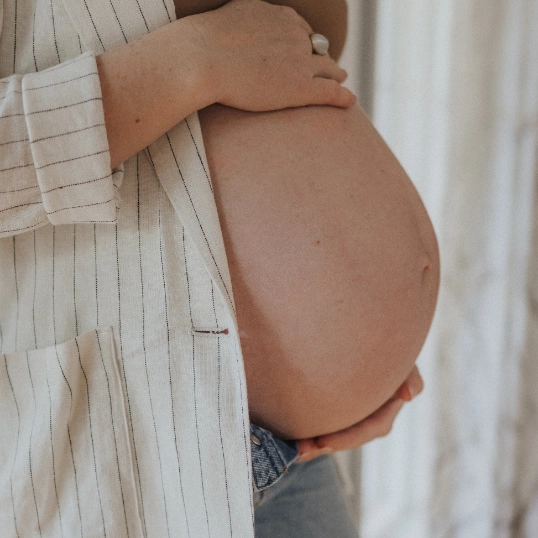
[22,52,122,225]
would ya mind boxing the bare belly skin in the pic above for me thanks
[198,104,440,439]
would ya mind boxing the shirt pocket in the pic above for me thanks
[0,326,144,538]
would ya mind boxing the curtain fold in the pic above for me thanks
[341,1,538,536]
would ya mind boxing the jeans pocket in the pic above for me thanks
[250,423,299,492]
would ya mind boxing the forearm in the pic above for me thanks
[96,0,353,169]
[96,18,213,169]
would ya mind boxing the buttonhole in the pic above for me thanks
[193,328,229,335]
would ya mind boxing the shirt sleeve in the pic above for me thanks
[0,52,123,238]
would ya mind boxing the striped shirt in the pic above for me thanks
[0,0,254,536]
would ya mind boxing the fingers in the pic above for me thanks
[309,78,357,108]
[318,397,406,452]
[397,366,424,402]
[297,397,406,461]
[296,438,321,462]
[204,0,356,111]
[292,11,354,106]
[297,444,332,462]
[297,397,405,461]
[307,47,355,108]
[297,367,426,461]
[311,55,348,83]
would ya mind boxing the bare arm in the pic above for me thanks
[96,0,355,169]
[0,0,353,236]
[96,19,211,170]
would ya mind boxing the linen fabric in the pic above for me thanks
[0,0,254,537]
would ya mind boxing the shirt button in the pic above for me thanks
[250,434,262,446]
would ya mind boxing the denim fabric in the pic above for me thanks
[250,423,300,492]
[254,455,359,538]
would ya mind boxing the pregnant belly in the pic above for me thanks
[199,103,440,440]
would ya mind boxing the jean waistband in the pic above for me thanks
[250,423,300,492]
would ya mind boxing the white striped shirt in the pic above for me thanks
[0,0,254,536]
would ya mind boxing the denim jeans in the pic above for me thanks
[250,423,300,491]
[251,424,359,537]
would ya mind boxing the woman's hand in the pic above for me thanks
[296,367,424,461]
[186,0,356,111]
[98,0,355,168]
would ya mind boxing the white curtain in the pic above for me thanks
[339,1,538,536]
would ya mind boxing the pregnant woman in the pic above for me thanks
[0,0,438,537]
[200,103,439,536]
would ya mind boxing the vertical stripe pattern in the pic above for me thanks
[0,0,254,537]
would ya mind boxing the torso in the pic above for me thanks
[199,103,440,440]
[174,1,438,441]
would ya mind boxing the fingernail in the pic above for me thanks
[397,383,412,401]
[408,382,420,399]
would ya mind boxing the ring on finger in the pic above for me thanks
[310,33,330,55]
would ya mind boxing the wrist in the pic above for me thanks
[180,11,226,106]
[96,18,220,168]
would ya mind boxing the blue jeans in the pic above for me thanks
[251,424,359,537]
